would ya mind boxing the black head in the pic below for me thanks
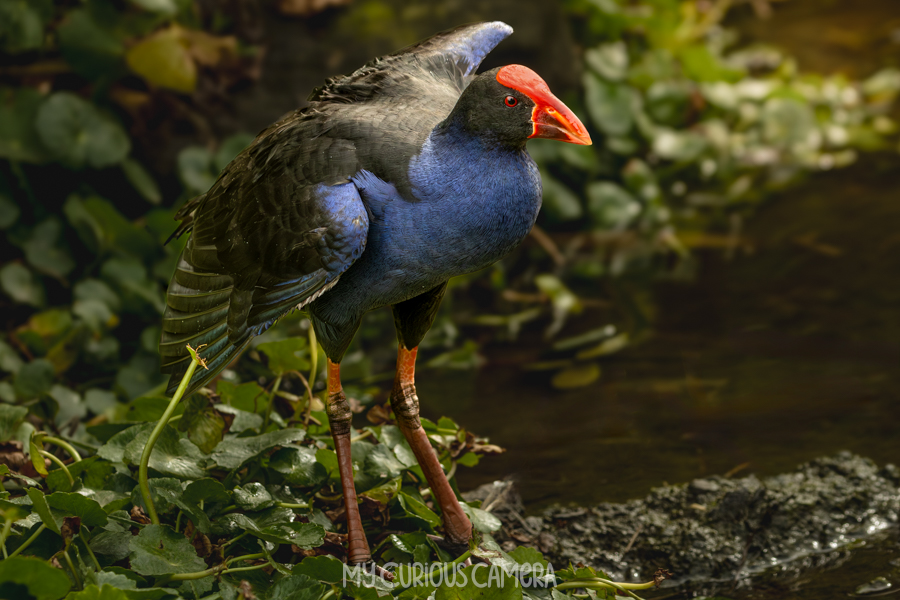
[441,65,592,149]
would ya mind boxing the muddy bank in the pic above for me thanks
[468,452,900,595]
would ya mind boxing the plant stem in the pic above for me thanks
[139,345,202,525]
[41,436,82,462]
[307,323,318,397]
[80,525,102,572]
[554,577,654,600]
[261,374,283,432]
[8,523,46,558]
[39,450,73,486]
[220,531,248,549]
[61,548,81,589]
[277,502,309,509]
[160,553,268,582]
[0,517,11,558]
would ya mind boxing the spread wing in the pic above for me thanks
[159,22,512,395]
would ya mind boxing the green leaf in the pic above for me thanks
[583,73,633,137]
[0,86,48,163]
[182,477,230,507]
[257,337,310,375]
[215,511,325,549]
[762,97,817,147]
[63,195,157,258]
[508,546,549,568]
[0,0,52,54]
[24,218,75,278]
[26,486,59,534]
[434,563,521,600]
[57,10,125,78]
[0,190,20,229]
[14,358,55,400]
[551,363,601,390]
[177,146,215,194]
[233,482,275,511]
[398,492,440,529]
[0,403,27,442]
[217,380,267,413]
[460,502,502,533]
[123,425,206,479]
[269,447,328,487]
[65,584,130,600]
[268,572,328,600]
[652,127,707,162]
[129,524,206,576]
[209,428,305,471]
[97,424,147,463]
[146,478,212,533]
[586,182,641,231]
[0,263,45,307]
[0,557,71,600]
[122,158,162,204]
[35,93,131,169]
[46,491,108,527]
[128,0,181,16]
[292,555,346,583]
[126,27,196,93]
[177,396,225,454]
[585,41,629,81]
[540,175,582,223]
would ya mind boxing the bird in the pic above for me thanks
[159,21,591,565]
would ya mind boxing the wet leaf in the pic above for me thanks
[0,557,71,600]
[210,427,305,471]
[177,396,225,454]
[36,93,130,169]
[65,584,130,600]
[292,555,345,583]
[460,502,502,533]
[129,524,206,576]
[269,446,328,487]
[46,491,108,527]
[183,477,231,507]
[234,482,275,511]
[217,380,267,413]
[398,491,440,529]
[127,26,196,93]
[123,425,206,479]
[258,337,310,375]
[216,511,324,549]
[26,487,60,534]
[268,572,327,600]
[551,363,601,390]
[434,563,521,600]
[0,263,45,307]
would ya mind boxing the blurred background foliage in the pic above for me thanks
[0,0,898,445]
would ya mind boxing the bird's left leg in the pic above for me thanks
[390,284,473,548]
[326,358,371,564]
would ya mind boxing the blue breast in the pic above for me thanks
[310,129,542,326]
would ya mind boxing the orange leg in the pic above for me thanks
[326,359,370,564]
[390,346,473,546]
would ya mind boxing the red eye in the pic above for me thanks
[504,95,518,107]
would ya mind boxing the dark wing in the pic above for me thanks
[159,22,512,395]
[309,21,513,103]
[160,112,368,395]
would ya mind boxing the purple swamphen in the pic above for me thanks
[160,21,591,564]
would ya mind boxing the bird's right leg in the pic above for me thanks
[326,358,370,564]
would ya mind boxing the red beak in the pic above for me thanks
[497,65,592,146]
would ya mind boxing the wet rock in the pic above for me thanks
[482,452,900,595]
